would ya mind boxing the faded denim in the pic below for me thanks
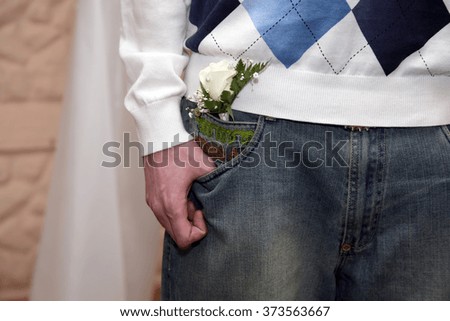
[161,100,450,300]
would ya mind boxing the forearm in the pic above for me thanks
[119,0,192,155]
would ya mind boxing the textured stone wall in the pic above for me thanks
[0,0,76,300]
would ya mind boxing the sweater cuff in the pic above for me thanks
[130,97,193,155]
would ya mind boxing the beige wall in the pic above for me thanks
[0,0,76,300]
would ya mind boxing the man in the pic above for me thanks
[120,0,450,300]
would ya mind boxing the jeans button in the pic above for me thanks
[341,243,352,252]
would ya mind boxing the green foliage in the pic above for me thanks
[228,60,268,105]
[196,116,255,145]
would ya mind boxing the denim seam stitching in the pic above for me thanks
[163,234,172,300]
[354,129,386,252]
[441,125,450,144]
[340,132,358,254]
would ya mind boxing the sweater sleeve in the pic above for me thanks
[119,0,192,155]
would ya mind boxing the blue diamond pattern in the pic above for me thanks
[353,0,450,75]
[243,0,351,68]
[186,0,241,52]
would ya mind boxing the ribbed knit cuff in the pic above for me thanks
[130,97,193,155]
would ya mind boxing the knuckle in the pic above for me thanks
[146,197,163,216]
[145,199,152,209]
[146,193,158,208]
[172,232,190,249]
[145,193,153,208]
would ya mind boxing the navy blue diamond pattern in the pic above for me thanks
[186,0,241,52]
[352,0,450,75]
[243,0,351,68]
[189,0,450,74]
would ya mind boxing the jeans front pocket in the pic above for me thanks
[194,111,265,184]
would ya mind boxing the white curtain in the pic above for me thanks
[30,0,161,300]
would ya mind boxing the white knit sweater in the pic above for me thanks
[120,0,450,154]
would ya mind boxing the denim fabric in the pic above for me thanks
[162,100,450,300]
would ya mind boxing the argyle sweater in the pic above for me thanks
[120,0,450,154]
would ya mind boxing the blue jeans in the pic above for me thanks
[161,100,450,300]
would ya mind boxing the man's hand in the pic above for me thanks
[144,140,216,249]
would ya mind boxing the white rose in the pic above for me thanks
[199,60,237,101]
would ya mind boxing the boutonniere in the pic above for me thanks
[188,58,269,121]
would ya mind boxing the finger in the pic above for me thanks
[186,202,208,239]
[169,206,198,249]
[169,207,207,250]
[187,200,196,222]
[191,209,208,237]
